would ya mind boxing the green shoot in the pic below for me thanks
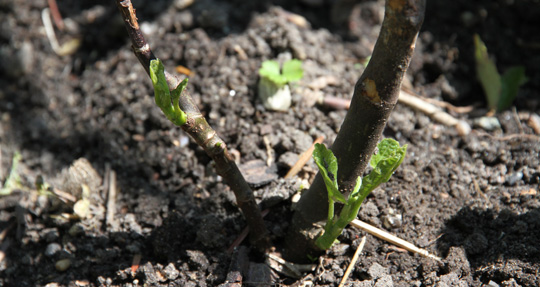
[313,139,407,250]
[474,34,527,112]
[0,152,22,195]
[149,59,188,126]
[259,59,303,88]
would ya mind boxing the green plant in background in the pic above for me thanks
[258,59,303,112]
[0,152,22,195]
[259,59,303,87]
[313,139,407,250]
[149,59,188,126]
[474,34,527,112]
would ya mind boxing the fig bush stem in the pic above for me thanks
[285,0,426,261]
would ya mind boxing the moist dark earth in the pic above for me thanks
[1,0,539,286]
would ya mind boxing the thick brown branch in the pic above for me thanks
[286,0,426,262]
[115,0,270,252]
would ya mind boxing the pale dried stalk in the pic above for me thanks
[350,219,442,262]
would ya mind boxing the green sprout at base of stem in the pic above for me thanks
[149,59,188,126]
[313,139,407,250]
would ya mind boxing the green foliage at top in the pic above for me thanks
[313,139,407,250]
[149,59,188,126]
[259,59,303,87]
[474,34,527,112]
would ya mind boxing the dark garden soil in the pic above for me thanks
[1,0,539,286]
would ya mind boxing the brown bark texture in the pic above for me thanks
[115,0,271,253]
[285,0,426,262]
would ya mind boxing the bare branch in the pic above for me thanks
[115,0,271,252]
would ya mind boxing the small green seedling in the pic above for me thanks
[258,59,303,111]
[474,34,527,112]
[313,139,407,250]
[259,59,303,87]
[149,59,189,126]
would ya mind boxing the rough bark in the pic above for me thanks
[285,0,426,262]
[115,0,271,253]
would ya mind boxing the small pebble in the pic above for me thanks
[174,0,194,10]
[367,263,388,280]
[528,113,540,134]
[55,259,71,272]
[45,243,62,257]
[505,172,523,186]
[163,263,179,280]
[473,117,501,131]
[383,213,403,229]
[277,152,299,169]
[68,223,85,237]
[382,208,402,229]
[455,120,471,136]
[329,243,349,256]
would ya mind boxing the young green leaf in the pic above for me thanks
[313,143,346,204]
[259,60,288,86]
[348,175,362,198]
[149,59,188,126]
[259,60,281,78]
[499,66,527,111]
[258,59,304,87]
[474,34,527,112]
[474,34,502,111]
[282,59,303,83]
[361,139,407,196]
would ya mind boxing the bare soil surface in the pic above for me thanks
[1,0,539,286]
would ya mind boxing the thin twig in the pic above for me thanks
[474,130,540,141]
[115,0,270,252]
[319,89,472,135]
[350,219,442,262]
[285,136,324,179]
[263,136,274,167]
[52,188,77,203]
[398,90,471,135]
[42,8,61,52]
[338,236,367,287]
[106,168,117,230]
[319,96,351,110]
[41,8,80,56]
[403,87,474,114]
[511,107,525,134]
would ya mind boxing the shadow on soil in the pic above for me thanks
[438,206,540,266]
